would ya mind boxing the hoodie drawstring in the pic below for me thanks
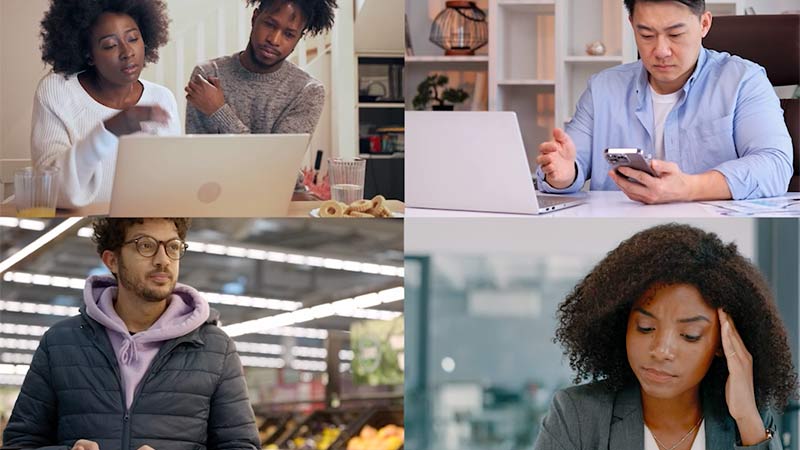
[119,337,139,364]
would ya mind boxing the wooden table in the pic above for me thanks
[1,200,405,218]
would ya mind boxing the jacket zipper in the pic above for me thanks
[82,322,130,450]
[83,316,205,450]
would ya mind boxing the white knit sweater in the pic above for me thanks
[31,72,181,208]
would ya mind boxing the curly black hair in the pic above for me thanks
[555,223,797,411]
[246,0,337,36]
[92,218,191,256]
[40,0,170,76]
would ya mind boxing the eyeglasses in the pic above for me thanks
[122,236,188,260]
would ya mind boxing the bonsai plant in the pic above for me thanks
[412,74,469,111]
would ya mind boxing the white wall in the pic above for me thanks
[745,0,800,13]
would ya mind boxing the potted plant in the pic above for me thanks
[412,74,469,111]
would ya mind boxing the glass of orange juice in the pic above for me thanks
[14,167,59,218]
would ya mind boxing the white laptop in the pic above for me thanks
[405,111,584,214]
[110,134,310,217]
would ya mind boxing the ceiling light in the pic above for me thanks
[0,300,79,317]
[3,271,301,311]
[0,218,46,231]
[0,218,82,274]
[222,287,404,337]
[0,338,39,351]
[0,363,29,375]
[0,323,48,337]
[0,353,33,364]
[0,374,26,386]
[75,232,403,277]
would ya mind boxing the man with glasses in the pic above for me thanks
[184,0,337,135]
[3,218,260,450]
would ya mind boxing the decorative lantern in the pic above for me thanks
[429,1,488,56]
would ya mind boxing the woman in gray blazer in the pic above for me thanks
[534,224,796,450]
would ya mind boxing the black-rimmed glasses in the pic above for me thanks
[122,236,188,260]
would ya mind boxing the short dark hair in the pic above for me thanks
[40,0,170,76]
[92,218,191,256]
[555,223,797,411]
[246,0,337,36]
[624,0,706,16]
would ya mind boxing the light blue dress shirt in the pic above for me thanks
[537,48,793,200]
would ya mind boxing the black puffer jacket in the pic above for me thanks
[3,308,260,450]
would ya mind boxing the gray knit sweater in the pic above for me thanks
[185,52,324,135]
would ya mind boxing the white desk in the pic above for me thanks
[405,191,800,218]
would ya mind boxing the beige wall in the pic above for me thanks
[0,0,50,160]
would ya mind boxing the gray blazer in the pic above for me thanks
[533,382,779,449]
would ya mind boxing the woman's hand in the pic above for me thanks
[104,105,169,136]
[719,309,768,445]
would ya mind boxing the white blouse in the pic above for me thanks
[31,72,181,208]
[644,420,706,450]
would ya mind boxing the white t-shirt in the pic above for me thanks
[650,85,681,161]
[644,420,706,450]
[31,72,181,208]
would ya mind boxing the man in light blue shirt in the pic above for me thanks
[536,0,793,203]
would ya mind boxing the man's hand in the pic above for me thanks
[609,159,695,204]
[610,159,733,204]
[536,128,577,189]
[103,106,169,137]
[72,439,99,450]
[185,74,225,116]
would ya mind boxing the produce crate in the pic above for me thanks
[333,407,404,450]
[274,408,369,450]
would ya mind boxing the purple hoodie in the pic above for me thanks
[83,275,210,409]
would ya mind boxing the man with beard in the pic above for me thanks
[3,218,260,450]
[184,0,337,135]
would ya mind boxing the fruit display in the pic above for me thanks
[274,409,365,450]
[345,424,404,450]
[257,413,296,447]
[342,407,403,450]
[288,424,342,450]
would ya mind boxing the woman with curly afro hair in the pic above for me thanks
[533,224,797,450]
[184,0,336,136]
[33,0,180,209]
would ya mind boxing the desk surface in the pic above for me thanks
[1,200,405,218]
[405,191,800,218]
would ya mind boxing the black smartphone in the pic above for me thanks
[604,148,657,184]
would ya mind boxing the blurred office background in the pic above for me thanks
[405,218,800,450]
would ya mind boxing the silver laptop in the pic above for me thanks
[405,111,584,214]
[110,134,310,217]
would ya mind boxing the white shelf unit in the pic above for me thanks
[555,0,630,128]
[490,1,556,170]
